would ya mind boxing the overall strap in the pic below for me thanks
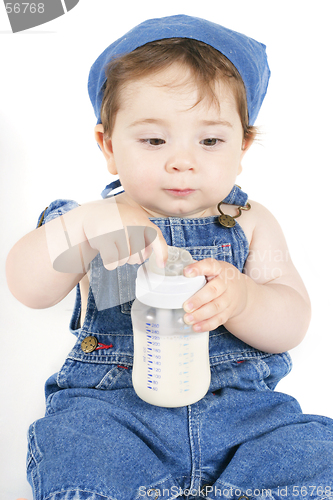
[101,180,248,206]
[101,179,123,198]
[222,185,248,206]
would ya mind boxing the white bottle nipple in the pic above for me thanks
[149,246,194,276]
[135,246,205,309]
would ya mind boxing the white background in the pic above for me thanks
[1,1,332,499]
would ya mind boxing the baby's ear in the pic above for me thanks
[239,131,256,175]
[242,127,257,152]
[94,125,117,175]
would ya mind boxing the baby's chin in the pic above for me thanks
[137,197,216,218]
[146,208,213,219]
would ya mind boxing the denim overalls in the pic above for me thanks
[27,186,333,500]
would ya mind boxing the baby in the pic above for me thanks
[7,14,333,500]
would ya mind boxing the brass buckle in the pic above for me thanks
[217,202,251,228]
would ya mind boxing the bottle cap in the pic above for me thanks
[135,246,206,309]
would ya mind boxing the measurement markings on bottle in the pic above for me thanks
[146,323,161,391]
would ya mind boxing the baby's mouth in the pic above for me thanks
[165,189,195,196]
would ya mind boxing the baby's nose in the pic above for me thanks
[165,150,197,172]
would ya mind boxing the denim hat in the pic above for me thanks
[88,14,270,126]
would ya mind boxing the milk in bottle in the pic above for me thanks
[131,246,211,407]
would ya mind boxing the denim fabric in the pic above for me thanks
[28,186,333,500]
[36,199,80,228]
[88,15,270,126]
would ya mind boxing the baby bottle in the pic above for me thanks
[131,246,211,407]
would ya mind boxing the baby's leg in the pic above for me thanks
[27,387,191,500]
[197,389,333,500]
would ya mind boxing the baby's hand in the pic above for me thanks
[183,259,248,332]
[82,199,168,271]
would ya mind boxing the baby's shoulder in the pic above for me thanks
[246,199,278,222]
[237,199,285,248]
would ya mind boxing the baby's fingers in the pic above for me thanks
[96,231,127,271]
[127,225,168,267]
[147,226,169,268]
[183,276,225,314]
[126,226,149,265]
[184,257,222,279]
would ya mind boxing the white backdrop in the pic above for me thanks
[1,1,332,499]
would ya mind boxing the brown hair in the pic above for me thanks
[100,38,257,142]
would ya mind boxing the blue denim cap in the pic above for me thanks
[88,14,270,126]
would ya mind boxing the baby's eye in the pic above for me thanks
[200,138,221,147]
[141,138,166,146]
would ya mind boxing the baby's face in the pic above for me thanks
[107,64,249,218]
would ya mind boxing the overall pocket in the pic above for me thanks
[210,351,292,392]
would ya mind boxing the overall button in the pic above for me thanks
[81,336,98,353]
[147,490,159,499]
[201,484,212,496]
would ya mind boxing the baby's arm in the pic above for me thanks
[227,201,310,352]
[6,204,89,309]
[183,201,311,353]
[6,199,167,309]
